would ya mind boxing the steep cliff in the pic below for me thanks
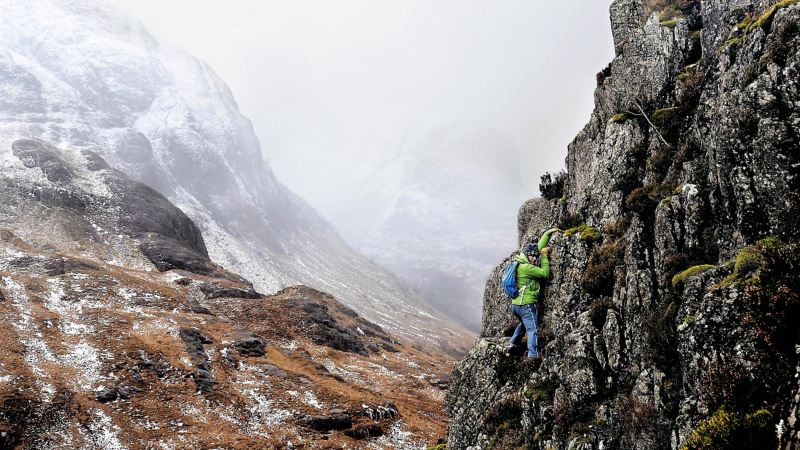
[445,0,800,448]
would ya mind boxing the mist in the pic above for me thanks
[106,0,615,330]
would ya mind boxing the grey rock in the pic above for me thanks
[299,412,352,431]
[445,1,800,449]
[94,386,118,403]
[234,334,266,357]
[263,363,288,379]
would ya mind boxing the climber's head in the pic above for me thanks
[524,243,539,263]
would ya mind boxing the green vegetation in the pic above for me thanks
[426,445,447,450]
[610,113,628,123]
[672,264,717,286]
[682,314,697,326]
[750,0,799,30]
[486,422,510,450]
[661,18,679,28]
[681,408,775,450]
[565,224,601,243]
[582,241,625,297]
[720,237,783,286]
[523,377,558,403]
[691,30,702,41]
[540,170,567,201]
[652,106,680,124]
[720,0,799,51]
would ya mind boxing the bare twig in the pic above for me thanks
[625,99,671,148]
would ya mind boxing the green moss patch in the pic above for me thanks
[565,224,601,243]
[681,408,775,450]
[610,113,629,123]
[750,0,799,31]
[721,237,784,286]
[426,445,447,450]
[672,264,717,287]
[661,18,679,28]
[721,0,799,52]
[652,106,680,125]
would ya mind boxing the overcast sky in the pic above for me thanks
[106,0,614,222]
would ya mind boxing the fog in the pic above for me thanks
[106,0,613,212]
[105,0,615,330]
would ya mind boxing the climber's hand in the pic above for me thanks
[540,247,550,257]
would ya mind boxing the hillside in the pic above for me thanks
[0,0,472,353]
[0,139,454,449]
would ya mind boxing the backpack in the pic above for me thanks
[502,260,521,298]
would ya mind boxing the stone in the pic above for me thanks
[299,412,352,431]
[94,387,118,403]
[234,334,266,357]
[263,363,288,379]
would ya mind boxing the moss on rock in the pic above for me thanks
[681,408,775,450]
[652,106,680,125]
[610,113,628,123]
[565,224,601,243]
[721,237,784,286]
[672,264,717,287]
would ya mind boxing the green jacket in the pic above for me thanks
[511,230,553,305]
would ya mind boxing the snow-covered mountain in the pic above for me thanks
[332,127,526,331]
[0,0,471,352]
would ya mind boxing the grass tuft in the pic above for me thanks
[672,264,717,287]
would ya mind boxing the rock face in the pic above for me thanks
[0,0,472,353]
[445,1,800,449]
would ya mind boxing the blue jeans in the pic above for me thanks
[509,304,539,358]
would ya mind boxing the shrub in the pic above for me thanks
[539,170,567,201]
[626,186,658,215]
[643,0,697,22]
[558,211,583,230]
[742,241,800,353]
[565,224,602,243]
[581,241,625,298]
[625,182,678,216]
[681,408,775,450]
[524,376,558,402]
[643,302,679,369]
[597,63,612,85]
[677,66,704,105]
[672,264,716,287]
[652,107,680,126]
[617,394,659,439]
[604,218,628,240]
[721,237,784,285]
[696,358,752,412]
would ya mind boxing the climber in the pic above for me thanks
[505,227,560,359]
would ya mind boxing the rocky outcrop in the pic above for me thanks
[445,1,800,449]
